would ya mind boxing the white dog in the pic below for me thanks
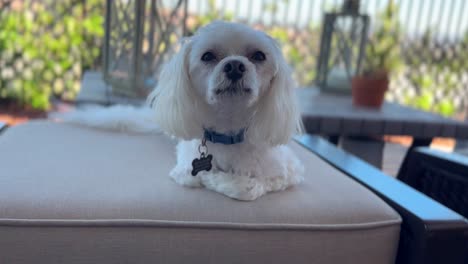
[60,21,304,201]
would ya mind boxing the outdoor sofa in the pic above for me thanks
[0,121,466,264]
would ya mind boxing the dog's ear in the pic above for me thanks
[246,43,303,146]
[148,38,203,139]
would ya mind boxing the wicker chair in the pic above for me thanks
[397,147,468,219]
[397,147,468,263]
[296,135,468,264]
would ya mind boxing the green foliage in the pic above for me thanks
[188,0,233,34]
[273,24,320,85]
[412,74,433,90]
[413,92,433,111]
[399,28,468,117]
[412,29,467,74]
[0,0,104,110]
[363,0,403,75]
[405,67,459,117]
[364,1,463,117]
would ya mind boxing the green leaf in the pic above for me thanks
[414,93,433,111]
[435,100,455,117]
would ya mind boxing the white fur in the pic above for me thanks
[50,105,160,133]
[59,21,304,201]
[170,140,304,201]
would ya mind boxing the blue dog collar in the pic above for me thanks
[203,128,245,145]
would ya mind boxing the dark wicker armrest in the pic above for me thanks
[398,147,468,219]
[295,134,468,264]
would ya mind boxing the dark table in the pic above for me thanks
[298,88,468,168]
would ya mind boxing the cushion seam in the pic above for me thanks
[0,218,401,231]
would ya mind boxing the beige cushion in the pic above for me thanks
[0,121,401,264]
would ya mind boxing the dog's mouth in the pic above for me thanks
[215,85,252,96]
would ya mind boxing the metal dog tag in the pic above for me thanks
[192,138,212,176]
[191,154,213,176]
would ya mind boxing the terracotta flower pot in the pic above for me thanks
[351,73,389,108]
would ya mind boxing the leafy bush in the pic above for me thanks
[186,0,234,34]
[364,1,403,75]
[0,0,104,110]
[394,29,468,117]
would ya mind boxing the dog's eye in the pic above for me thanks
[201,52,216,62]
[251,51,266,62]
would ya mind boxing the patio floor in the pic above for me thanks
[383,138,455,177]
[382,143,407,177]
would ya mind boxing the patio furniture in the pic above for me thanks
[295,135,468,264]
[455,137,468,157]
[0,121,466,263]
[397,147,468,219]
[298,88,468,169]
[397,147,468,262]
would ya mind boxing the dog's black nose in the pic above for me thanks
[223,60,245,82]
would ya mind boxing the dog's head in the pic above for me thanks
[150,21,302,146]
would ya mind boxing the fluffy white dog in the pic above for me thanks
[60,21,304,201]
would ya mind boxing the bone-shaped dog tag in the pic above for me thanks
[191,154,213,176]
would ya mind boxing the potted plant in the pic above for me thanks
[352,1,403,108]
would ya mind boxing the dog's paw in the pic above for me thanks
[170,167,202,188]
[224,183,264,201]
[285,155,305,186]
[200,172,265,201]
